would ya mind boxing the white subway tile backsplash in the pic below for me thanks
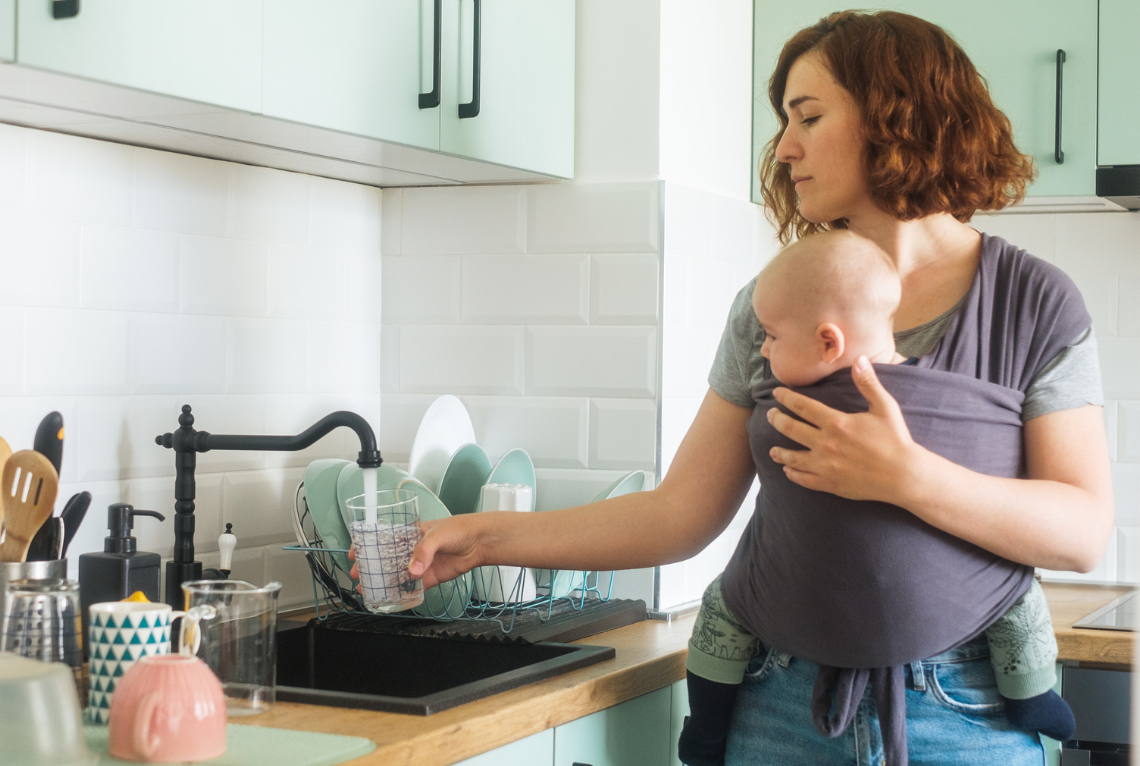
[686,257,737,330]
[532,468,648,511]
[1120,402,1140,463]
[226,318,308,394]
[1055,213,1140,278]
[75,395,180,481]
[222,468,305,547]
[0,123,25,213]
[528,182,659,254]
[267,544,319,609]
[185,395,268,475]
[662,326,718,398]
[309,176,381,249]
[401,325,524,395]
[970,213,1056,263]
[401,186,526,256]
[131,313,226,394]
[591,254,659,325]
[0,214,80,308]
[1069,275,1118,337]
[267,244,345,321]
[526,326,656,397]
[26,130,133,226]
[1117,526,1139,584]
[382,255,461,324]
[660,396,702,475]
[462,396,588,468]
[711,196,758,268]
[379,393,439,463]
[0,397,79,482]
[462,255,589,325]
[263,394,358,470]
[1112,463,1140,524]
[227,163,309,245]
[81,225,180,313]
[380,188,403,256]
[589,398,656,470]
[662,254,690,327]
[381,324,400,393]
[1119,277,1140,337]
[133,148,228,236]
[307,321,380,394]
[180,235,269,317]
[663,183,712,259]
[26,308,129,396]
[0,307,22,394]
[1097,337,1140,400]
[343,247,383,323]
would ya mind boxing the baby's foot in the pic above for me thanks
[1003,690,1075,742]
[678,715,727,766]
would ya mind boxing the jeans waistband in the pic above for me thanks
[916,634,989,665]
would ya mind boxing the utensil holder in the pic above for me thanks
[0,559,67,627]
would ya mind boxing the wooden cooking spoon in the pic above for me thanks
[0,450,59,563]
[0,435,11,532]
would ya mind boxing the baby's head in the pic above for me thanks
[752,230,901,386]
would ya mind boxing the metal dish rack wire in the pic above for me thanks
[286,482,614,636]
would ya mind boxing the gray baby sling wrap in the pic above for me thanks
[719,235,1092,765]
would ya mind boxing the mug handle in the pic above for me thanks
[134,692,162,761]
[171,605,216,655]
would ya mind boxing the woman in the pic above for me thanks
[367,11,1114,765]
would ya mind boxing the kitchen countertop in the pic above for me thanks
[243,581,1134,766]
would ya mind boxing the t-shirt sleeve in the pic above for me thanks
[1021,325,1105,421]
[708,278,761,410]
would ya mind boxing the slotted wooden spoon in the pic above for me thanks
[0,450,58,563]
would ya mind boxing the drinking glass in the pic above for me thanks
[347,488,424,613]
[182,579,282,716]
[1,579,84,702]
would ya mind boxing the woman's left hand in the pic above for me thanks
[767,356,927,504]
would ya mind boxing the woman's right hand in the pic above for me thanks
[348,516,484,590]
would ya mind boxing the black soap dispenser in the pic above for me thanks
[78,504,165,654]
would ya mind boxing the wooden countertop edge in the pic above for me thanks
[245,582,1133,766]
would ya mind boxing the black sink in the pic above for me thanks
[275,621,616,715]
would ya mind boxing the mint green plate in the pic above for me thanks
[438,443,492,516]
[302,458,353,583]
[591,470,647,502]
[486,448,536,502]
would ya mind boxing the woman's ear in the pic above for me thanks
[816,322,846,363]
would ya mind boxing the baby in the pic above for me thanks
[679,231,1073,766]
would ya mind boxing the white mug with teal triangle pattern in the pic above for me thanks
[86,601,212,724]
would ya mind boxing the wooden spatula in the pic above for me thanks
[0,450,59,563]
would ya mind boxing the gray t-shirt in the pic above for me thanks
[710,277,1104,421]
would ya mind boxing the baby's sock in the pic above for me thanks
[678,671,739,766]
[1004,690,1075,742]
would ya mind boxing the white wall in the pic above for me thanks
[0,123,383,609]
[972,211,1140,584]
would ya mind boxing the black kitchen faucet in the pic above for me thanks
[155,405,382,607]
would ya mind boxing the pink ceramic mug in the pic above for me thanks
[107,653,227,763]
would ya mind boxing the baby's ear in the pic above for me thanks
[816,322,845,363]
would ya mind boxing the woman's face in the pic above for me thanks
[776,53,876,224]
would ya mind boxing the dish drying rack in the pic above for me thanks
[287,482,615,637]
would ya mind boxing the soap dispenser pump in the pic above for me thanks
[78,504,165,655]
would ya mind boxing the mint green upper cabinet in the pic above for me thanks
[752,1,1097,201]
[1098,0,1140,166]
[554,687,672,766]
[0,0,13,62]
[440,0,575,178]
[15,0,262,111]
[262,0,440,151]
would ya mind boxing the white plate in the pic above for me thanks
[407,396,476,495]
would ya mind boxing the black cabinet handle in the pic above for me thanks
[52,0,79,19]
[418,0,442,109]
[1054,49,1065,165]
[458,0,481,118]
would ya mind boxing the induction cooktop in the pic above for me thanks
[1073,589,1140,632]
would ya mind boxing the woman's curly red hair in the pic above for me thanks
[760,10,1035,244]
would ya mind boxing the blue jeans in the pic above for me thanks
[724,637,1044,765]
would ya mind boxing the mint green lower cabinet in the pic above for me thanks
[753,1,1097,201]
[0,0,13,62]
[554,687,673,766]
[15,0,262,112]
[454,729,555,766]
[669,679,688,766]
[440,0,575,178]
[1098,0,1140,166]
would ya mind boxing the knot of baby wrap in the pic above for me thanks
[812,666,907,766]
